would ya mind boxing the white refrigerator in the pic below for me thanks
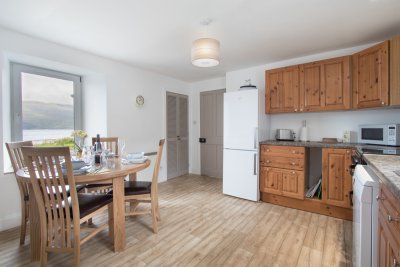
[223,89,265,201]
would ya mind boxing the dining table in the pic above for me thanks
[16,157,151,261]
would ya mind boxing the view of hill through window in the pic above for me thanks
[21,72,74,144]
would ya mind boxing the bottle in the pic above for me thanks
[94,134,102,164]
[300,120,308,142]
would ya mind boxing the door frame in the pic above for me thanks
[165,91,189,180]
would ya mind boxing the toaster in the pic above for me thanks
[275,129,295,141]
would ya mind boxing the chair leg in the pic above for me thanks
[150,196,158,234]
[155,196,161,221]
[20,202,27,245]
[40,234,47,267]
[73,244,80,267]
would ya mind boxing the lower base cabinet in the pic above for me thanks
[378,184,400,267]
[260,167,304,200]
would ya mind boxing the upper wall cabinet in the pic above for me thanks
[352,41,389,109]
[300,56,351,112]
[391,36,400,106]
[265,65,300,113]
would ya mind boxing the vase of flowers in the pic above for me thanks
[71,130,88,158]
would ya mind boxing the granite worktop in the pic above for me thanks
[363,154,400,199]
[259,140,357,149]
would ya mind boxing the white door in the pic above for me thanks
[224,90,258,150]
[223,149,259,201]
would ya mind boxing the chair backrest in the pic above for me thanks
[151,139,165,187]
[6,141,33,171]
[92,137,119,155]
[6,141,33,199]
[21,146,80,250]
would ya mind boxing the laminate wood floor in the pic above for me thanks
[0,175,352,267]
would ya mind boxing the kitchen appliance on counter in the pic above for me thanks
[223,89,268,201]
[352,164,379,267]
[359,124,400,146]
[275,129,295,141]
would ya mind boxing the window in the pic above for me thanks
[10,63,82,145]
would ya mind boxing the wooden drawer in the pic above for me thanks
[380,185,400,244]
[262,155,304,170]
[260,145,305,162]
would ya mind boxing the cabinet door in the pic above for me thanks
[322,148,352,208]
[266,66,299,113]
[300,56,351,112]
[281,169,304,200]
[260,166,282,195]
[353,41,389,109]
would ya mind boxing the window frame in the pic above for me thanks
[10,63,82,141]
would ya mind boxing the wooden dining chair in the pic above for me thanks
[119,139,165,233]
[91,136,119,156]
[5,141,33,245]
[21,146,113,267]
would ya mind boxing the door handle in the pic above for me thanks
[254,153,257,175]
[254,127,258,149]
[199,138,206,143]
[177,136,181,140]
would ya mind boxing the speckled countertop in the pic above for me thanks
[363,154,400,199]
[259,140,357,149]
[260,140,400,199]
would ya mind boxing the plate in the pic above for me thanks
[123,156,148,164]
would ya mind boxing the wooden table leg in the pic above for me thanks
[28,184,40,261]
[112,177,125,252]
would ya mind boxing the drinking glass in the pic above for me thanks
[118,139,126,158]
[83,146,93,165]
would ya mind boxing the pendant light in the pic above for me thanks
[191,19,220,67]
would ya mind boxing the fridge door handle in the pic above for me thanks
[253,153,257,175]
[254,127,258,149]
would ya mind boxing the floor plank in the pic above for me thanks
[0,174,352,266]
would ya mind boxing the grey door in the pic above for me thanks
[200,89,225,178]
[167,92,189,179]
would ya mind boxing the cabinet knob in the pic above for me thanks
[266,160,270,163]
[294,108,298,112]
[382,101,385,105]
[291,171,295,174]
[388,215,400,222]
[291,162,296,165]
[292,150,296,154]
[300,108,303,112]
[266,149,270,152]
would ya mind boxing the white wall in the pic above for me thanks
[225,42,400,141]
[0,27,190,230]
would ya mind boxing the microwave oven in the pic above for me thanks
[358,124,400,146]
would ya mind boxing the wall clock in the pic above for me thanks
[136,95,144,106]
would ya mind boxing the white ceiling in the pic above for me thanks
[0,0,399,82]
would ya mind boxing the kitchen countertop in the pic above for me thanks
[363,154,400,199]
[259,140,357,149]
[260,139,400,199]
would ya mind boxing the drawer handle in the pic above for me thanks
[388,215,400,223]
[376,195,385,201]
[266,160,270,163]
[291,162,296,165]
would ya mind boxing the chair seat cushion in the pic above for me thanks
[83,183,113,189]
[124,181,152,195]
[75,193,112,219]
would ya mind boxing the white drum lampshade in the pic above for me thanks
[191,38,220,67]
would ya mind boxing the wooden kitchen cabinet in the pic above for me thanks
[260,166,304,200]
[378,184,400,267]
[300,56,351,112]
[265,65,300,113]
[322,148,353,208]
[391,35,400,106]
[352,41,389,109]
[260,145,305,200]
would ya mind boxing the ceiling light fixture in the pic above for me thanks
[191,19,220,67]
